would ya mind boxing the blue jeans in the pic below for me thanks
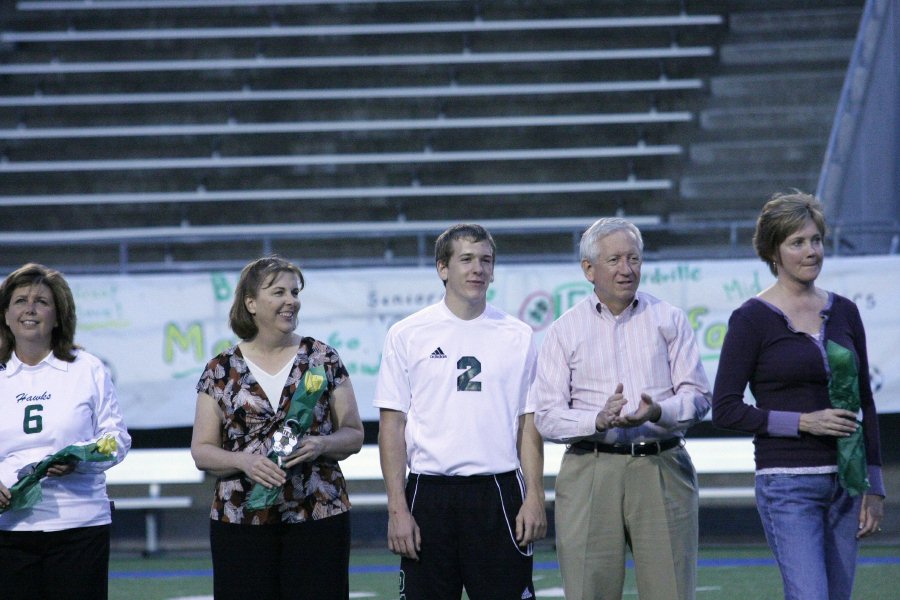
[755,473,861,600]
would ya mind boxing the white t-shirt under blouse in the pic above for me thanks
[374,300,537,476]
[243,354,295,412]
[0,350,131,532]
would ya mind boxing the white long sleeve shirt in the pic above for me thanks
[0,350,131,532]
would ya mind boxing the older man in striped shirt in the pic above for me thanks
[531,217,711,600]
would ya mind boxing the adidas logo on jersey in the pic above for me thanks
[429,347,447,359]
[521,588,534,599]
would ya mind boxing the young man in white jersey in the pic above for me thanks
[375,223,546,600]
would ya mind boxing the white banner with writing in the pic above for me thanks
[63,255,898,427]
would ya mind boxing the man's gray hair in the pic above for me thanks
[579,217,644,261]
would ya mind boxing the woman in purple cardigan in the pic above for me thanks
[712,191,884,600]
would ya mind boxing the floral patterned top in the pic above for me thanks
[196,337,352,525]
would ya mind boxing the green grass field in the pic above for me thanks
[109,544,900,599]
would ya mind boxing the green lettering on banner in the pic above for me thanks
[641,263,701,285]
[687,306,708,332]
[554,282,592,318]
[687,306,727,352]
[211,273,232,302]
[359,358,381,375]
[344,360,382,376]
[328,331,361,351]
[704,322,728,350]
[328,331,343,349]
[325,331,376,375]
[164,322,205,363]
[722,271,762,302]
[212,337,234,356]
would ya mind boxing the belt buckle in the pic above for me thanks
[631,441,660,457]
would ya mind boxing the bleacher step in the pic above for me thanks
[679,171,820,203]
[699,104,836,132]
[728,7,862,38]
[720,39,854,67]
[708,70,846,101]
[689,138,825,167]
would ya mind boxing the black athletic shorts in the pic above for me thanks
[399,470,535,600]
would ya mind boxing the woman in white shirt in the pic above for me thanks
[0,263,131,600]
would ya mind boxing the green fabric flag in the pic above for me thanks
[826,340,869,496]
[246,365,328,511]
[1,435,118,513]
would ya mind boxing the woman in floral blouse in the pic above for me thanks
[191,256,364,600]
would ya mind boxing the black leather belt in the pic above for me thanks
[569,437,682,457]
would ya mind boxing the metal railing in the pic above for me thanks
[0,46,716,76]
[0,144,682,174]
[0,110,693,141]
[0,78,705,108]
[0,179,674,207]
[2,15,724,43]
[2,218,896,275]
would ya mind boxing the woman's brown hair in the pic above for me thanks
[229,256,305,340]
[0,263,79,363]
[753,191,826,276]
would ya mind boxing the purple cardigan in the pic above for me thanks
[712,293,884,496]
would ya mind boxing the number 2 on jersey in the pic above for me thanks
[456,356,482,392]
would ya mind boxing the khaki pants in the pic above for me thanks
[554,445,699,600]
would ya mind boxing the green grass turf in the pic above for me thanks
[108,544,900,599]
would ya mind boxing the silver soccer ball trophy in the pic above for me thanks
[272,419,301,466]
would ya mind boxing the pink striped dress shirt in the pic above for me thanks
[530,291,711,444]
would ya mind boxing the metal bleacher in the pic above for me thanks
[0,0,725,273]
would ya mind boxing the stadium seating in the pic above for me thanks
[0,0,724,271]
[0,0,868,272]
